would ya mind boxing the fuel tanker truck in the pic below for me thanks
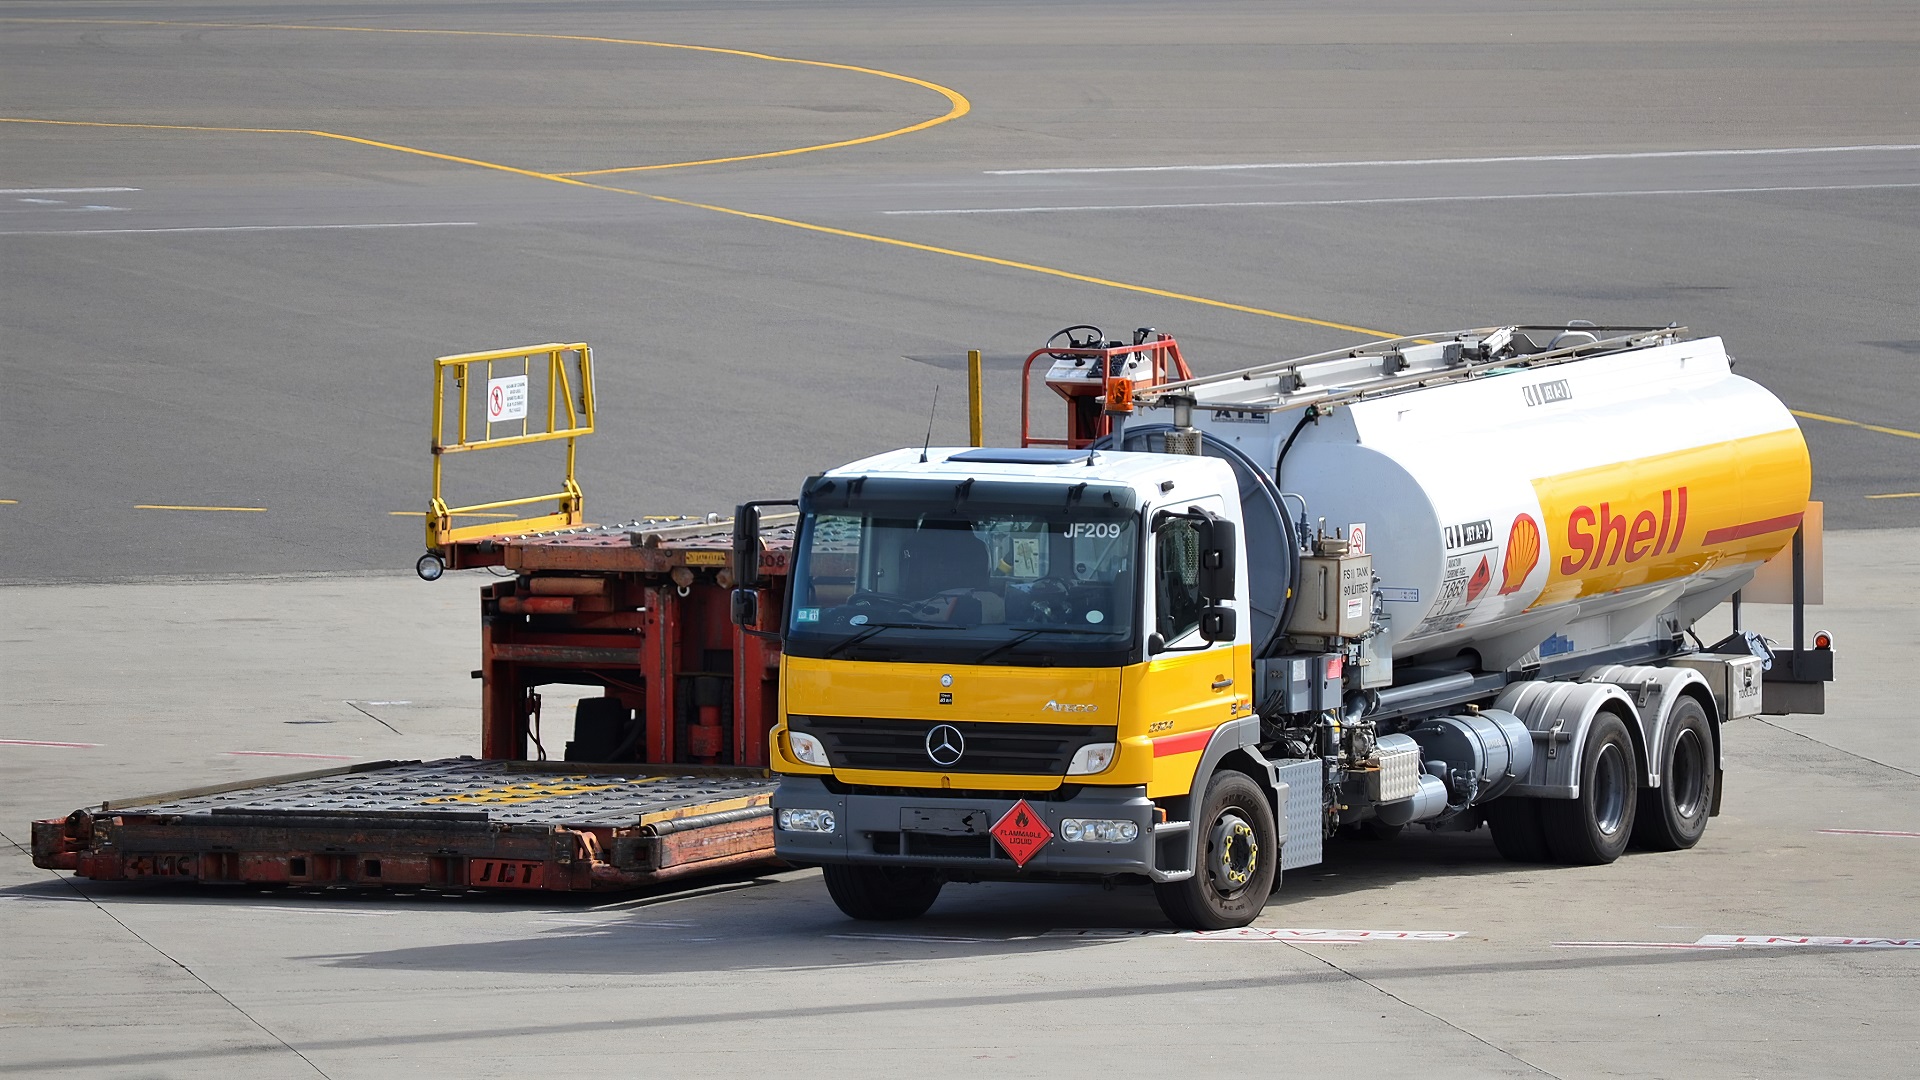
[730,323,1833,929]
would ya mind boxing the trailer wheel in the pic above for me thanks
[1155,770,1277,930]
[821,864,944,920]
[1631,698,1714,851]
[1540,711,1637,864]
[1485,797,1551,862]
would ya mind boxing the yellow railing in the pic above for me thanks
[429,343,595,549]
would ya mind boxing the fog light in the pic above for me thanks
[1059,818,1138,843]
[787,731,830,767]
[777,808,836,833]
[1065,742,1117,775]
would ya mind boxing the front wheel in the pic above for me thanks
[1540,710,1638,865]
[1155,770,1278,930]
[821,864,944,920]
[1631,698,1715,851]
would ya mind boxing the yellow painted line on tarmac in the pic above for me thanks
[0,499,17,504]
[135,504,267,513]
[8,31,1914,436]
[2,117,1402,338]
[1791,410,1920,442]
[1865,492,1920,500]
[1,17,969,176]
[603,189,1405,337]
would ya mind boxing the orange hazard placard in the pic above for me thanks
[991,800,1053,867]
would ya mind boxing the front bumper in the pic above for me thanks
[773,778,1187,883]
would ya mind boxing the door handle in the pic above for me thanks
[1211,677,1234,691]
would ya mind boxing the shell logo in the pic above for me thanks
[1498,513,1541,595]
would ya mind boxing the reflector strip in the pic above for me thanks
[1151,730,1212,757]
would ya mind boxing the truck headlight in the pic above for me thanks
[1065,742,1116,775]
[1060,818,1138,843]
[787,731,830,767]
[777,808,837,833]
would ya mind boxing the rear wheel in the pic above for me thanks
[1631,698,1715,851]
[1155,770,1278,930]
[1485,797,1551,862]
[822,864,944,920]
[1541,711,1638,865]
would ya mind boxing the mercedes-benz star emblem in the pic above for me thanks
[925,723,965,767]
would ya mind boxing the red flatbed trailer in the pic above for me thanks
[34,342,804,891]
[32,515,798,892]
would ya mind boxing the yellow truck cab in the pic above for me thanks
[762,446,1278,927]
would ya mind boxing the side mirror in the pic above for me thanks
[1199,605,1236,642]
[731,588,761,629]
[732,503,764,590]
[1197,514,1237,601]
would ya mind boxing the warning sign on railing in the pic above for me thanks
[486,374,529,423]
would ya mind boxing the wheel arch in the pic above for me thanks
[1494,680,1643,799]
[1581,664,1716,787]
[1182,719,1284,858]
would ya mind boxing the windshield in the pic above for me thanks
[785,496,1139,666]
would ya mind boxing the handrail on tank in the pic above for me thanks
[1020,336,1194,448]
[428,342,596,550]
[1131,325,1687,414]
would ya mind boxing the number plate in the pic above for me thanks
[900,807,991,835]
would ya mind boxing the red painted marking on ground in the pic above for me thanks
[1818,828,1920,838]
[224,750,355,760]
[0,738,101,748]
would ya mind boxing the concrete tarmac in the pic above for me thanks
[3,534,1915,1079]
[4,2,1919,1077]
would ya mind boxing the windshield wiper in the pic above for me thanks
[826,620,949,659]
[971,626,1109,664]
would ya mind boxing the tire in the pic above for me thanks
[1155,770,1279,930]
[821,864,944,920]
[1631,697,1715,851]
[1484,797,1551,862]
[1540,710,1638,865]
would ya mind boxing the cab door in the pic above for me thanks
[1133,495,1252,797]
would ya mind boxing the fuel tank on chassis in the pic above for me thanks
[1189,336,1810,670]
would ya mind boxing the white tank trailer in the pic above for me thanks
[1104,324,1821,857]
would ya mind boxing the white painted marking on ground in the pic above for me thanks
[986,143,1920,175]
[1183,927,1467,942]
[587,878,769,911]
[223,750,355,760]
[1038,928,1164,939]
[1818,828,1920,838]
[536,918,697,928]
[0,221,479,237]
[1555,941,1734,950]
[365,701,412,706]
[885,183,1920,216]
[248,907,390,918]
[1699,935,1920,949]
[0,186,141,194]
[830,932,995,944]
[0,738,101,748]
[17,197,64,204]
[1558,934,1920,950]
